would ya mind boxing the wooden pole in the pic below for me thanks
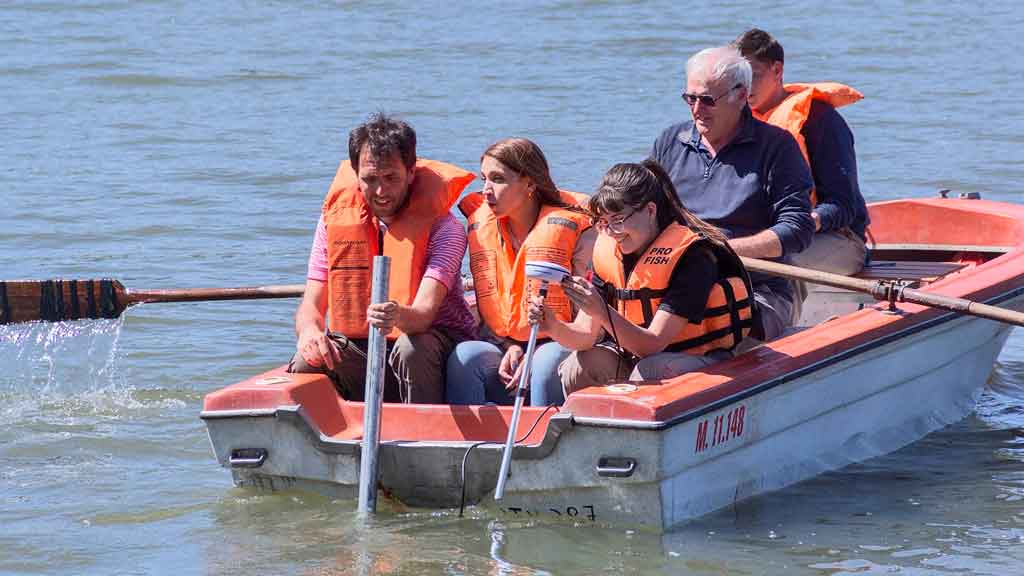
[0,279,304,324]
[740,257,1024,328]
[358,255,390,516]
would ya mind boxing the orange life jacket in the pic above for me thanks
[753,82,863,206]
[460,190,591,342]
[323,158,474,339]
[591,222,754,355]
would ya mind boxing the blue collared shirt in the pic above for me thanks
[651,107,814,298]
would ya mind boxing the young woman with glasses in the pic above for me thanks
[446,138,596,406]
[529,159,755,395]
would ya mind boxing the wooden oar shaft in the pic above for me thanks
[0,279,306,324]
[741,257,1024,328]
[126,284,305,305]
[901,288,1024,327]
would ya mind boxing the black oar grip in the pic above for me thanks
[31,279,121,322]
[0,282,9,325]
[100,280,119,319]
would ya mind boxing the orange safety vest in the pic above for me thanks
[460,190,591,342]
[591,222,754,355]
[753,82,863,206]
[323,158,474,339]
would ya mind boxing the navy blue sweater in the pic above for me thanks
[803,100,869,239]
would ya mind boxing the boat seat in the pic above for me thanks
[797,260,968,327]
[853,260,966,285]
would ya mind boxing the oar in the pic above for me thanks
[740,257,1024,328]
[0,279,305,325]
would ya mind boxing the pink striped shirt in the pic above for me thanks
[307,213,476,340]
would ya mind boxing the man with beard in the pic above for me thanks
[290,113,476,403]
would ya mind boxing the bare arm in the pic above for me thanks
[366,276,449,335]
[571,227,599,276]
[398,277,448,334]
[295,278,327,334]
[594,308,689,358]
[728,229,784,259]
[556,275,691,358]
[541,306,605,351]
[367,212,464,335]
[294,279,341,369]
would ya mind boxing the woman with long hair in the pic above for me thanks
[530,159,754,393]
[446,138,596,406]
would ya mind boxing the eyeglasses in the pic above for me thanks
[593,208,638,234]
[681,83,742,108]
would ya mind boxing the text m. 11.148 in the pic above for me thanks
[695,404,746,454]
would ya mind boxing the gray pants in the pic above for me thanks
[752,284,795,343]
[790,229,868,324]
[287,328,455,404]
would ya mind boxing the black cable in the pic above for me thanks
[458,440,491,517]
[458,403,561,517]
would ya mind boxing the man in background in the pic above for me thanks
[735,28,870,323]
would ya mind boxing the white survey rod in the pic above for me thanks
[494,281,549,500]
[358,255,390,516]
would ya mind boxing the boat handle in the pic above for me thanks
[229,448,268,468]
[596,456,636,478]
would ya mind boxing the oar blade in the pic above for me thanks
[0,279,128,325]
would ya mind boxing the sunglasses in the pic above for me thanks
[681,83,742,108]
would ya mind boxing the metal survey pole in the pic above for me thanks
[494,281,549,500]
[358,255,390,516]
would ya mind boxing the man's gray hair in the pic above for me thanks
[686,46,752,102]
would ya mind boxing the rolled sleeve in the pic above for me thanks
[814,202,847,233]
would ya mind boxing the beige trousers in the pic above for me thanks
[790,229,868,324]
[558,346,724,396]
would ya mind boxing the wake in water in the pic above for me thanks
[0,318,135,419]
[981,328,1024,430]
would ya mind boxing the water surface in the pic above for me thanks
[3,1,1024,574]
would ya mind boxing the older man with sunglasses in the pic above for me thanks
[651,45,814,342]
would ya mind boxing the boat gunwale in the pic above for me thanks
[572,280,1024,430]
[201,403,576,460]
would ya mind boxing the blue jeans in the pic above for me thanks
[446,341,571,406]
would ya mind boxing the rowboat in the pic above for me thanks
[200,196,1024,531]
